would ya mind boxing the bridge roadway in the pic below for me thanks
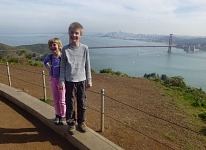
[89,45,176,49]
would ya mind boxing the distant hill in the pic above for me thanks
[0,43,16,50]
[15,44,49,55]
[0,43,48,63]
[0,43,49,55]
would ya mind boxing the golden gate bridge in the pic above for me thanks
[89,34,174,52]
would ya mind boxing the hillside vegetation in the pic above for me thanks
[100,69,206,122]
[16,43,49,54]
[0,43,48,66]
[0,43,16,50]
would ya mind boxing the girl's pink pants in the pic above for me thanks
[50,77,66,118]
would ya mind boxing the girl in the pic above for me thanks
[44,38,66,125]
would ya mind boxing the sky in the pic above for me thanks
[0,0,206,36]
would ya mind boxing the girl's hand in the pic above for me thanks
[59,85,65,90]
[45,65,50,71]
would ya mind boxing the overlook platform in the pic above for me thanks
[0,83,123,150]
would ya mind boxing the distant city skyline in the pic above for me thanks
[0,0,206,36]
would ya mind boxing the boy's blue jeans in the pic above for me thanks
[65,81,86,126]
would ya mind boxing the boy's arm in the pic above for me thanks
[59,48,66,89]
[85,46,92,88]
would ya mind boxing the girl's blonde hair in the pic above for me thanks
[48,38,63,51]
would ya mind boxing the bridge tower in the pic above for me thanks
[168,34,172,53]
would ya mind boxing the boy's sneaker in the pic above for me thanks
[68,124,76,135]
[53,116,60,125]
[59,117,67,125]
[78,122,87,133]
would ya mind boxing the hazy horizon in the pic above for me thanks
[0,0,206,36]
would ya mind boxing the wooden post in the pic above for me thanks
[42,70,47,101]
[101,89,105,132]
[6,62,11,86]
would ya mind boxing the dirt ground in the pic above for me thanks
[0,96,77,150]
[1,64,206,150]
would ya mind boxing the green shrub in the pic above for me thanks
[28,61,43,67]
[0,56,3,61]
[161,74,168,81]
[91,68,96,73]
[8,57,20,63]
[198,111,206,121]
[99,68,129,77]
[25,54,32,59]
[143,73,159,79]
[100,68,113,74]
[39,98,53,104]
[144,72,206,116]
[165,76,186,88]
[16,50,26,56]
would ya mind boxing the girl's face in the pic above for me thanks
[49,43,60,55]
[69,28,81,46]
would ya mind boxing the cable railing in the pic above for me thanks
[0,62,203,150]
[104,95,200,135]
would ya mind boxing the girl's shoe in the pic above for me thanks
[59,117,67,125]
[53,115,60,125]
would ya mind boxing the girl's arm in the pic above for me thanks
[43,54,51,71]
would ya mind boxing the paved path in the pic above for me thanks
[0,96,78,150]
[0,83,123,150]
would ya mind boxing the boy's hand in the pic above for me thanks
[86,84,92,89]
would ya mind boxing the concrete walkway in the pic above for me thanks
[0,83,123,150]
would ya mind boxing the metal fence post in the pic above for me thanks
[101,89,105,132]
[6,62,11,86]
[42,70,47,101]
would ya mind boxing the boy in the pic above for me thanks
[60,22,92,134]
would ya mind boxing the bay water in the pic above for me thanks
[1,33,206,91]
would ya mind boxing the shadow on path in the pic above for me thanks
[0,96,78,150]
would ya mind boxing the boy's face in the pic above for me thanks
[69,28,81,45]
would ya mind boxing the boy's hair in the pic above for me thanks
[68,22,84,36]
[48,38,63,51]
